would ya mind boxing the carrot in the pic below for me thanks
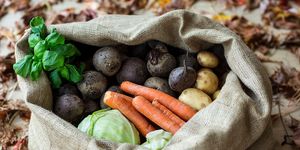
[120,81,197,121]
[152,100,185,127]
[104,91,156,136]
[132,96,180,134]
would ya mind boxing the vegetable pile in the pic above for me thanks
[14,17,229,149]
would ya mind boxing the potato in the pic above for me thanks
[195,69,218,95]
[77,71,107,100]
[54,94,85,122]
[179,88,212,111]
[197,51,219,68]
[116,57,149,84]
[84,99,100,116]
[144,77,176,97]
[213,90,220,100]
[58,83,79,96]
[168,67,197,93]
[93,47,122,76]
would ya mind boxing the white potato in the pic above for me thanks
[195,68,218,95]
[197,51,219,68]
[179,88,212,111]
[212,90,220,100]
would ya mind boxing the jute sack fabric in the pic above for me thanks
[15,10,277,150]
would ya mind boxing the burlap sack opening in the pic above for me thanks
[15,10,276,150]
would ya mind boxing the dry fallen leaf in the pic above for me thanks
[262,2,300,29]
[224,16,279,53]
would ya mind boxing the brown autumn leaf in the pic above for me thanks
[0,100,30,148]
[224,16,279,53]
[48,8,98,25]
[262,2,300,29]
[9,0,30,11]
[270,65,300,100]
[245,0,261,11]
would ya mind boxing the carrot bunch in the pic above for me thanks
[104,81,197,135]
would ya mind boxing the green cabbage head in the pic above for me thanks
[78,109,140,144]
[142,129,172,150]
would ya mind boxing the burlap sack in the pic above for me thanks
[15,10,277,149]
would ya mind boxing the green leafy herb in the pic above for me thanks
[42,50,65,71]
[51,43,80,58]
[30,60,43,80]
[14,16,82,88]
[59,66,69,80]
[45,29,65,47]
[34,40,47,59]
[13,55,33,78]
[28,33,42,48]
[66,64,82,83]
[50,69,62,89]
[30,16,47,38]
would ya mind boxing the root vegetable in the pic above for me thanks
[58,83,79,96]
[104,91,156,136]
[93,47,122,76]
[77,71,107,100]
[177,54,199,70]
[195,69,219,95]
[132,96,180,134]
[168,66,197,93]
[213,90,220,100]
[197,51,219,68]
[144,77,176,97]
[152,100,185,127]
[84,99,100,116]
[116,57,148,84]
[147,42,176,77]
[54,94,84,122]
[120,81,197,121]
[179,88,212,111]
[100,85,123,109]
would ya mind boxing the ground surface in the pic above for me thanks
[0,0,300,149]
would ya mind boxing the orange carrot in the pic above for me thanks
[104,91,156,136]
[120,81,197,121]
[132,96,180,134]
[152,100,185,127]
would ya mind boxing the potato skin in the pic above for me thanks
[179,88,212,111]
[116,57,148,84]
[77,71,107,100]
[58,83,79,96]
[93,47,122,76]
[144,77,176,97]
[54,94,84,122]
[197,51,219,68]
[195,69,219,95]
[213,90,220,100]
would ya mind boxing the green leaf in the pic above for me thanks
[42,50,65,71]
[45,29,65,47]
[51,43,80,58]
[28,33,42,48]
[13,55,33,78]
[50,69,62,89]
[30,16,47,38]
[34,40,47,59]
[66,64,82,83]
[79,62,85,74]
[59,66,69,80]
[30,60,43,81]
